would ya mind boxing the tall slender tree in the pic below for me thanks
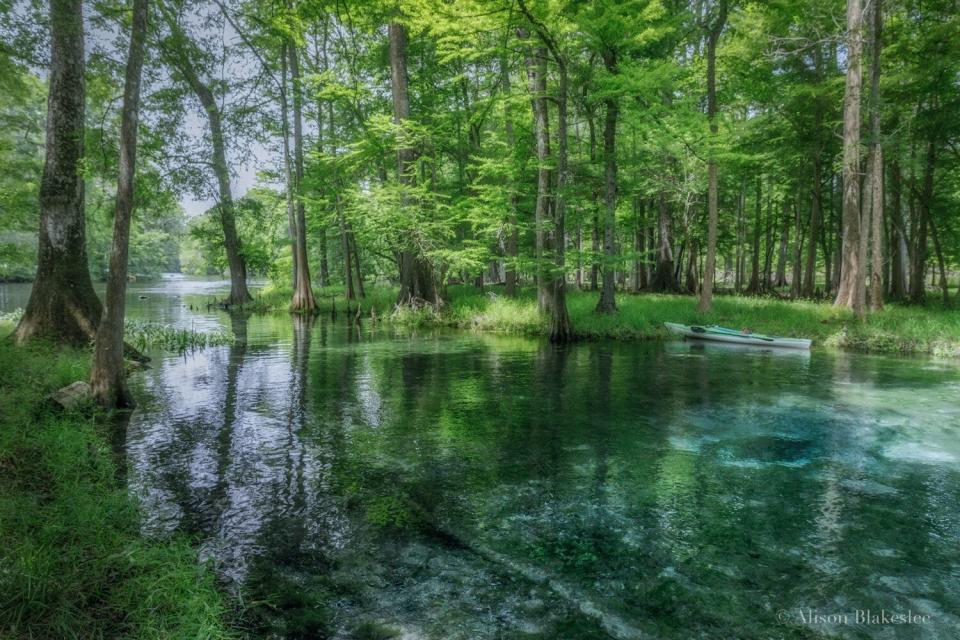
[866,0,884,311]
[160,7,252,306]
[834,0,865,318]
[518,0,573,342]
[698,0,729,313]
[90,0,149,409]
[287,22,317,313]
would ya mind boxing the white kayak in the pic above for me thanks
[664,322,812,350]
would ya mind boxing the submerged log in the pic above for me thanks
[398,494,649,640]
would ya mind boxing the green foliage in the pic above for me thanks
[182,189,289,279]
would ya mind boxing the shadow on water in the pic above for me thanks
[123,313,960,639]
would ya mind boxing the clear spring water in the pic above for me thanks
[4,276,959,638]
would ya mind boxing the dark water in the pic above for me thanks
[3,277,960,639]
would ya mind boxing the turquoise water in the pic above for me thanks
[4,278,959,638]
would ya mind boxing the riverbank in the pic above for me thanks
[254,283,960,357]
[0,332,235,638]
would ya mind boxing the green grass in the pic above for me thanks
[252,281,960,356]
[0,329,235,639]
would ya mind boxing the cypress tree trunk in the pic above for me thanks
[340,209,353,300]
[929,215,949,306]
[390,22,437,306]
[280,45,298,291]
[288,42,317,312]
[791,197,803,298]
[867,0,884,311]
[734,185,745,292]
[90,0,148,409]
[909,140,934,303]
[698,1,727,312]
[590,212,600,291]
[774,200,789,288]
[15,0,103,345]
[831,173,842,291]
[525,41,552,312]
[649,192,677,291]
[596,48,618,314]
[501,53,519,298]
[889,160,908,300]
[802,156,822,297]
[834,0,865,317]
[746,176,762,293]
[575,225,583,289]
[762,185,774,289]
[518,0,572,342]
[634,198,647,292]
[349,227,365,298]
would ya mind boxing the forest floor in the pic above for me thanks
[254,283,960,357]
[0,330,236,638]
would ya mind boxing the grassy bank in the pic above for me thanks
[255,282,960,357]
[0,329,235,638]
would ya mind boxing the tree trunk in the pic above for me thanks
[774,201,789,288]
[909,140,934,303]
[165,23,252,306]
[575,225,583,289]
[698,2,727,312]
[590,212,599,291]
[518,0,572,342]
[802,156,822,297]
[889,160,908,300]
[634,198,647,292]
[501,54,519,298]
[762,185,774,288]
[834,0,865,317]
[746,175,762,293]
[734,185,745,292]
[831,173,842,291]
[15,0,103,345]
[316,23,331,288]
[525,41,552,312]
[928,214,949,306]
[280,45,298,291]
[791,197,803,298]
[288,41,317,312]
[685,239,699,294]
[867,0,884,311]
[596,49,618,314]
[649,192,677,291]
[340,208,353,300]
[350,227,365,298]
[390,22,437,306]
[90,0,148,409]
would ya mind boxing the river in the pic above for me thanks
[2,274,959,639]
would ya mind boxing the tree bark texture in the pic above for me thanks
[15,0,103,345]
[90,0,149,409]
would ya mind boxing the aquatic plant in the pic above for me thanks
[123,320,235,353]
[1,309,233,354]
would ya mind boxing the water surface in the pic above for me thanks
[3,277,959,639]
